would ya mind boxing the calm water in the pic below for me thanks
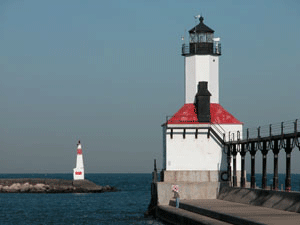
[247,173,300,191]
[0,173,163,225]
[1,173,300,224]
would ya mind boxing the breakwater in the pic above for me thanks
[0,178,117,193]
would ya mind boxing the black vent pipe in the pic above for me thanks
[195,81,211,123]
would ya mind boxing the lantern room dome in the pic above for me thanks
[189,16,214,34]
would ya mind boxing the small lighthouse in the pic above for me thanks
[73,140,84,180]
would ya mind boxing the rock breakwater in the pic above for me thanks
[0,178,117,193]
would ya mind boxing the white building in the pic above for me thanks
[73,140,85,180]
[161,16,243,185]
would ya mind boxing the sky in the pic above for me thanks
[1,0,300,174]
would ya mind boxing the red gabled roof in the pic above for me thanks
[167,103,242,124]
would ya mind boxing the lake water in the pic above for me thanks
[0,173,163,225]
[0,173,300,224]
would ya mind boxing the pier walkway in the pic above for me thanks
[158,199,300,225]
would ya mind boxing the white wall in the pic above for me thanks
[185,55,219,104]
[164,124,243,171]
[165,124,223,171]
[185,56,196,103]
[208,56,219,103]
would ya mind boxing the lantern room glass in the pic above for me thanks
[190,32,214,43]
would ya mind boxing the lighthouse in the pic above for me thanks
[73,140,84,180]
[159,17,243,202]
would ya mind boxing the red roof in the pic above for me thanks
[167,103,242,124]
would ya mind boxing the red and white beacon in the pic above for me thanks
[73,140,85,180]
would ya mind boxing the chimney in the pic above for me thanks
[195,81,211,123]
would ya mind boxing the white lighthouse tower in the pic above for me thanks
[158,17,243,203]
[183,16,221,104]
[73,140,84,180]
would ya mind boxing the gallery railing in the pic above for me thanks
[182,43,221,56]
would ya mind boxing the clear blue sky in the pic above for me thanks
[1,0,300,173]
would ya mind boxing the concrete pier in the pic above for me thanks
[153,186,300,224]
[157,199,300,225]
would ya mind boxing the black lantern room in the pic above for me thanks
[182,16,221,56]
